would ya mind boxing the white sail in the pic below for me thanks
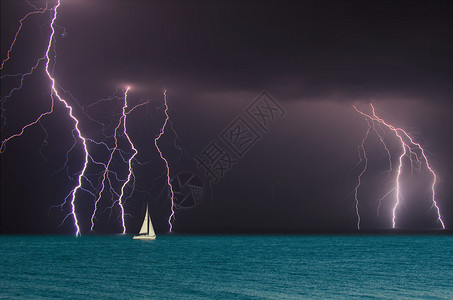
[138,206,149,235]
[134,204,156,240]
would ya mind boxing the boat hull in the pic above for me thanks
[133,235,156,240]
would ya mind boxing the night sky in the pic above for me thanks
[1,0,452,234]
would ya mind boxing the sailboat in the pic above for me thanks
[133,204,156,240]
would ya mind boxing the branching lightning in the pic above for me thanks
[88,87,149,233]
[113,88,149,233]
[1,1,152,235]
[1,3,48,70]
[90,88,129,232]
[44,0,87,236]
[353,103,445,229]
[1,0,86,235]
[153,89,176,232]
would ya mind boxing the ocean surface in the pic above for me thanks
[1,234,452,299]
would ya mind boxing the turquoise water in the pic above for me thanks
[1,235,452,299]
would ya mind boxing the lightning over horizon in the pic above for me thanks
[353,103,445,230]
[89,87,149,233]
[1,0,86,235]
[153,89,176,232]
[1,1,154,235]
[113,87,149,234]
[352,118,371,230]
[2,0,451,235]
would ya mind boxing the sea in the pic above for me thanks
[1,234,452,299]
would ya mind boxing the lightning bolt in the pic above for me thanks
[352,118,371,230]
[1,0,87,236]
[44,0,86,236]
[2,1,155,235]
[353,103,445,229]
[115,88,149,233]
[90,88,130,232]
[153,89,176,232]
[89,87,149,233]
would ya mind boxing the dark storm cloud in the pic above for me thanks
[158,2,445,100]
[54,1,453,105]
